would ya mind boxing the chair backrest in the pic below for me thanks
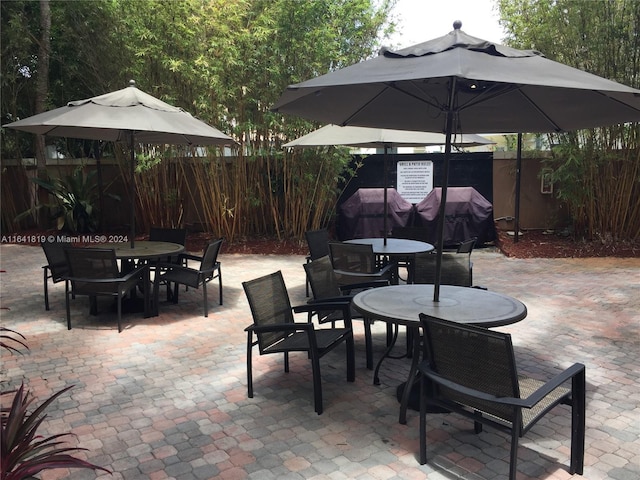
[328,242,377,274]
[305,229,330,260]
[149,227,187,245]
[199,238,223,277]
[64,248,121,294]
[420,314,521,424]
[41,240,71,278]
[304,256,342,300]
[456,237,476,254]
[412,252,471,286]
[243,271,295,353]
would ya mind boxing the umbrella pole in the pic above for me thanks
[514,133,522,243]
[383,145,389,245]
[433,78,457,302]
[130,133,136,248]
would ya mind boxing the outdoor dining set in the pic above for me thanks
[39,224,586,480]
[41,229,223,333]
[242,229,586,480]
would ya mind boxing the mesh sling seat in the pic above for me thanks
[418,314,585,480]
[153,239,223,317]
[411,238,476,286]
[41,239,71,310]
[243,271,355,415]
[304,255,389,370]
[304,228,331,296]
[328,242,395,287]
[63,248,150,333]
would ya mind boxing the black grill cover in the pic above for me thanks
[415,187,494,246]
[339,188,413,240]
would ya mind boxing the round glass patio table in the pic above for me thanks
[95,241,184,260]
[345,237,434,256]
[352,284,527,424]
[345,237,434,284]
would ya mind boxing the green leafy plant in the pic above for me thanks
[16,167,118,234]
[1,329,111,479]
[0,328,27,355]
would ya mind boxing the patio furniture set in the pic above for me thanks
[40,224,587,478]
[242,229,586,480]
[40,230,223,332]
[40,223,586,479]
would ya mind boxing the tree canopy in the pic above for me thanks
[498,0,640,241]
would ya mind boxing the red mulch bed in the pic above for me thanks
[194,229,640,258]
[4,228,639,258]
[495,229,640,258]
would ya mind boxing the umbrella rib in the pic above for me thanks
[515,88,563,132]
[388,82,445,114]
[341,86,390,126]
[454,82,565,132]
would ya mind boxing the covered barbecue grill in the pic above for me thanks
[415,187,494,247]
[339,188,413,240]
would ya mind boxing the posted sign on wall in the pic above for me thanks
[397,160,433,203]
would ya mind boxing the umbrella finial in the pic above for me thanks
[129,79,136,88]
[453,20,462,30]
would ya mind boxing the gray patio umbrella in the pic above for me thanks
[284,124,494,244]
[273,21,640,300]
[5,80,236,247]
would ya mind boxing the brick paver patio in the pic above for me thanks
[1,243,638,479]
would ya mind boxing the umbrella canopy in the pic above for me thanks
[5,80,236,247]
[273,23,640,133]
[273,21,640,301]
[283,124,494,148]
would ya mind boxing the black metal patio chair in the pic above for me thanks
[411,237,476,286]
[328,241,395,287]
[63,247,150,332]
[153,238,223,317]
[41,239,71,310]
[148,227,188,263]
[243,270,355,415]
[304,255,389,370]
[418,314,585,480]
[304,228,331,296]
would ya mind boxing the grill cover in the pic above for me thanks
[415,187,494,246]
[339,188,413,240]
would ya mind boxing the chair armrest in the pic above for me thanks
[154,262,216,276]
[120,265,148,281]
[178,252,203,262]
[293,302,353,328]
[293,302,350,314]
[339,279,389,293]
[307,296,353,304]
[63,265,146,284]
[245,323,313,333]
[420,361,524,407]
[420,361,585,409]
[333,270,389,281]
